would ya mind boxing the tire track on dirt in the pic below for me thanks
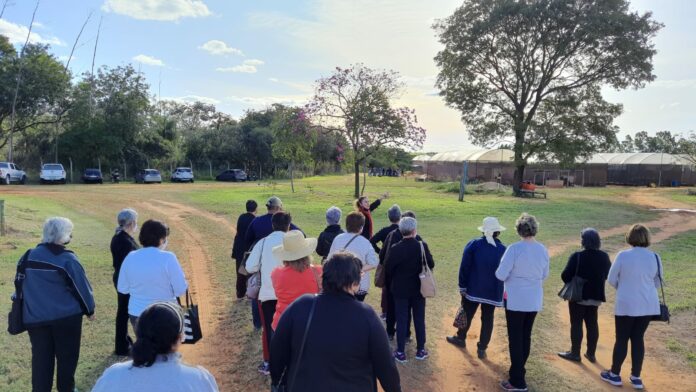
[432,189,696,392]
[138,200,237,390]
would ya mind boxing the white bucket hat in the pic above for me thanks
[477,217,506,247]
[272,230,318,261]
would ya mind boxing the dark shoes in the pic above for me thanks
[446,335,466,348]
[477,348,487,359]
[584,353,597,363]
[558,351,582,362]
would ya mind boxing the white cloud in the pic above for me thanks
[164,95,221,105]
[199,40,243,56]
[227,94,309,108]
[658,102,680,110]
[243,59,264,66]
[133,54,165,66]
[652,79,696,89]
[0,19,64,46]
[268,77,313,93]
[102,0,211,22]
[216,64,257,73]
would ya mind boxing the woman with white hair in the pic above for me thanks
[110,208,140,356]
[496,213,550,392]
[20,217,96,392]
[316,206,344,262]
[384,216,435,363]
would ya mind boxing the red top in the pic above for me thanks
[271,265,322,330]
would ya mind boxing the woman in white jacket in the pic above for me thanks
[245,212,291,376]
[328,211,379,302]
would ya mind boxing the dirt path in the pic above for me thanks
[432,188,696,391]
[137,199,238,390]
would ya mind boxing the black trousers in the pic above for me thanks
[260,300,277,362]
[115,291,131,355]
[235,257,248,299]
[385,286,411,338]
[505,309,537,389]
[568,302,599,356]
[395,296,426,352]
[611,315,651,377]
[456,297,495,350]
[27,315,83,392]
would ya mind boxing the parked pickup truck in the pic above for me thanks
[0,162,27,185]
[40,163,67,184]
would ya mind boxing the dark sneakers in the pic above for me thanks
[584,352,597,363]
[557,351,581,362]
[446,335,466,348]
[477,348,487,359]
[500,380,528,391]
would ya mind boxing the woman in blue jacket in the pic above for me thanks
[447,217,507,359]
[22,217,96,392]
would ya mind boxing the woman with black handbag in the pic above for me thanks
[601,224,665,390]
[557,228,611,363]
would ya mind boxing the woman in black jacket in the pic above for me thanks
[384,217,434,363]
[558,228,611,363]
[270,252,401,392]
[110,208,139,356]
[316,206,344,262]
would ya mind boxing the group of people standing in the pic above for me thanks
[11,191,667,392]
[447,215,665,391]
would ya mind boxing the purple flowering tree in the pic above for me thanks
[306,64,426,198]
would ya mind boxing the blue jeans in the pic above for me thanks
[251,299,262,329]
[395,295,426,352]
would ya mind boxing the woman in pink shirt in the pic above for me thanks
[271,230,322,330]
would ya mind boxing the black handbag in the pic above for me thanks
[7,250,31,335]
[558,253,587,302]
[181,290,203,344]
[651,254,670,323]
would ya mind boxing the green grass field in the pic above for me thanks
[0,176,694,391]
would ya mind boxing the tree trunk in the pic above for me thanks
[353,159,360,198]
[290,160,295,193]
[512,116,527,195]
[361,162,367,196]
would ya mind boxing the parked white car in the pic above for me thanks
[171,167,194,183]
[0,162,27,185]
[40,163,67,184]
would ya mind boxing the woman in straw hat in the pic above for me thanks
[446,217,507,360]
[271,230,321,331]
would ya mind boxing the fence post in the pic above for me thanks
[458,161,469,202]
[207,160,212,179]
[122,158,127,181]
[0,199,5,236]
[69,157,73,184]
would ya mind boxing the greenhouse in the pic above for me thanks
[412,149,515,182]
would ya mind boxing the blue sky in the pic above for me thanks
[1,0,694,151]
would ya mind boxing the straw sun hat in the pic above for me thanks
[272,230,318,261]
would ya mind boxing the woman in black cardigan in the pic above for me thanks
[110,208,140,356]
[558,228,611,363]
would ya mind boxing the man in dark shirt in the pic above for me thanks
[232,200,258,299]
[244,196,301,251]
[371,204,401,318]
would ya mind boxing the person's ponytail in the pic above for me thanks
[131,336,159,367]
[131,303,183,367]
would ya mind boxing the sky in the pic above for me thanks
[1,0,694,152]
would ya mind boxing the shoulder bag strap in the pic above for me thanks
[654,253,667,305]
[14,249,32,297]
[341,234,361,251]
[288,296,317,391]
[257,238,267,287]
[419,241,427,272]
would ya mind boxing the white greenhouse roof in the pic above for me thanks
[415,148,514,163]
[586,152,692,165]
[412,154,433,162]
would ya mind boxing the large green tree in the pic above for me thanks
[434,0,662,192]
[0,36,71,158]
